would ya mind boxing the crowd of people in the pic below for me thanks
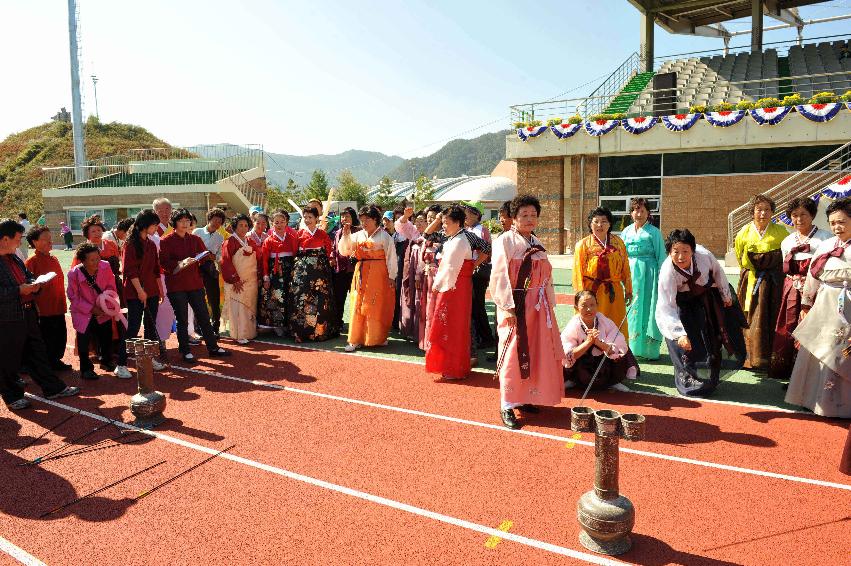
[0,193,848,471]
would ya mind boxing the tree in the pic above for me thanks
[373,175,398,211]
[412,174,435,211]
[265,178,305,212]
[304,169,329,202]
[336,169,368,208]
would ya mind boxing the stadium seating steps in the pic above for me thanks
[63,169,223,189]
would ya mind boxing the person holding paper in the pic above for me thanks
[25,226,71,371]
[159,208,230,363]
[193,208,226,336]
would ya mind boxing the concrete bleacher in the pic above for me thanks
[628,39,850,115]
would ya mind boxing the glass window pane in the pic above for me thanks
[102,209,118,228]
[600,178,661,196]
[599,154,662,178]
[603,198,627,212]
[68,210,87,230]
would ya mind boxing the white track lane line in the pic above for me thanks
[23,396,627,566]
[0,536,46,566]
[158,363,851,492]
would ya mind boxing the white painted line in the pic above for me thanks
[0,536,46,566]
[23,396,627,566]
[162,364,851,492]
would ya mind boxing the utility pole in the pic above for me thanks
[91,74,99,119]
[68,0,87,181]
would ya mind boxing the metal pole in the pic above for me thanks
[67,0,86,182]
[91,74,99,119]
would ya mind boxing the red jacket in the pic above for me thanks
[159,231,210,292]
[122,237,161,300]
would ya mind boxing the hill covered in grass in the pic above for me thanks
[384,130,509,182]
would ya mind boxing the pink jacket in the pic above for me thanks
[67,261,117,333]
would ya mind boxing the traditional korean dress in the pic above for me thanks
[785,237,851,417]
[221,234,262,341]
[656,245,747,396]
[621,222,666,360]
[734,222,789,369]
[418,238,439,351]
[290,227,337,342]
[338,227,397,347]
[331,225,362,330]
[561,313,639,390]
[259,228,298,335]
[425,231,476,379]
[489,229,565,408]
[395,220,422,342]
[769,226,832,379]
[573,233,632,340]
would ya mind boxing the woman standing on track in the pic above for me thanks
[621,198,666,360]
[221,214,262,344]
[331,207,361,332]
[489,195,564,429]
[418,206,443,350]
[573,207,632,340]
[290,206,337,342]
[396,207,423,343]
[770,197,832,380]
[733,194,788,371]
[338,205,396,352]
[260,210,298,337]
[785,198,851,418]
[248,213,270,247]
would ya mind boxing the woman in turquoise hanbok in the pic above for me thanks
[621,198,666,360]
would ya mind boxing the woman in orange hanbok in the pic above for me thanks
[338,205,397,352]
[573,207,632,338]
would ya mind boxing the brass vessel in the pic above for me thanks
[127,339,166,428]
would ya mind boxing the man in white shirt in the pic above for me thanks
[16,213,31,261]
[193,208,226,335]
[103,217,133,253]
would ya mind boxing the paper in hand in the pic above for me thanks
[33,272,57,285]
[194,250,211,261]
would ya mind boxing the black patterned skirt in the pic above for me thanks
[259,256,294,333]
[289,249,338,342]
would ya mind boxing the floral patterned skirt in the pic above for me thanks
[289,249,338,342]
[258,256,294,333]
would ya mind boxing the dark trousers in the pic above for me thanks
[333,271,354,328]
[201,269,221,333]
[118,297,160,364]
[471,264,494,346]
[39,315,68,367]
[168,289,219,355]
[63,232,73,249]
[0,308,67,404]
[77,317,116,372]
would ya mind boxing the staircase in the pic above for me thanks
[604,71,655,114]
[727,141,851,250]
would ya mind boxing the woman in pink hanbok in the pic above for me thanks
[489,195,565,429]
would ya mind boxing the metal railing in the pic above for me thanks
[509,69,851,124]
[726,141,851,250]
[575,52,640,119]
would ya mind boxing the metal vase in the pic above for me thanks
[127,339,166,428]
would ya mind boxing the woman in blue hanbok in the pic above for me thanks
[621,198,666,360]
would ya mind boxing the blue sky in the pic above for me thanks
[1,0,849,159]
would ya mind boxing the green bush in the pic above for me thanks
[809,91,837,104]
[755,97,783,109]
[709,102,734,112]
[512,121,527,129]
[689,104,706,114]
[567,114,583,124]
[588,113,618,122]
[736,100,755,110]
[546,117,563,127]
[483,218,503,236]
[781,93,804,107]
[839,90,851,102]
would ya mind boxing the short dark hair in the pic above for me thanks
[206,208,227,223]
[665,228,697,253]
[786,197,818,219]
[499,200,512,217]
[574,290,596,305]
[75,241,100,262]
[18,212,27,220]
[826,197,851,219]
[81,215,106,239]
[271,209,290,222]
[170,208,194,228]
[0,219,24,240]
[230,213,253,232]
[510,195,541,218]
[630,197,651,212]
[443,205,467,226]
[587,207,614,234]
[26,225,50,247]
[426,204,443,215]
[340,206,360,227]
[749,193,776,215]
[115,217,134,233]
[254,213,270,227]
[302,206,319,218]
[358,205,382,224]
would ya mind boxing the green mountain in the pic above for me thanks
[385,130,510,182]
[263,149,404,188]
[0,118,175,218]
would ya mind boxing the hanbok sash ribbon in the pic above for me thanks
[517,125,548,141]
[662,113,701,131]
[705,110,745,127]
[585,239,617,303]
[796,103,843,122]
[550,123,582,139]
[513,244,545,379]
[783,244,810,274]
[584,119,620,136]
[809,243,848,278]
[622,116,657,134]
[672,264,705,296]
[750,106,791,126]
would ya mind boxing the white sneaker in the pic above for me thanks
[344,343,360,352]
[236,338,249,345]
[564,379,578,389]
[610,383,631,392]
[114,365,132,379]
[151,359,166,371]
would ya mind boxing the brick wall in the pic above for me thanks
[516,158,564,252]
[565,156,600,252]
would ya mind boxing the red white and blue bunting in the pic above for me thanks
[584,119,620,136]
[846,101,851,111]
[621,116,658,134]
[516,125,548,141]
[750,106,792,126]
[822,175,851,199]
[550,123,582,139]
[661,113,701,132]
[705,110,745,127]
[795,103,843,123]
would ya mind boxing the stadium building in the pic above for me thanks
[508,0,851,256]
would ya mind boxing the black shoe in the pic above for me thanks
[51,361,73,371]
[188,337,201,346]
[501,409,521,429]
[182,353,197,364]
[80,369,99,380]
[208,348,231,358]
[14,376,26,388]
[518,404,540,414]
[99,363,116,373]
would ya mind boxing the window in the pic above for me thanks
[663,145,840,176]
[599,154,662,179]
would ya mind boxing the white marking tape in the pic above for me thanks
[161,364,851,492]
[23,396,627,566]
[0,536,46,566]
